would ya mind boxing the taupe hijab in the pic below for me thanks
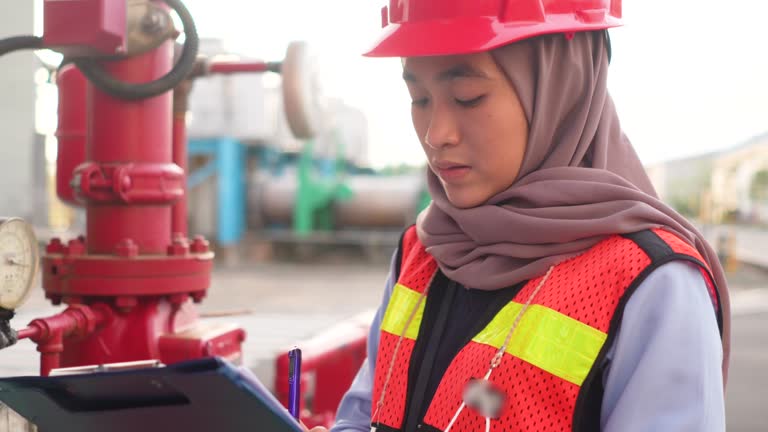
[416,31,730,381]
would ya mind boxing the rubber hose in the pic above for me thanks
[74,0,199,100]
[0,35,43,57]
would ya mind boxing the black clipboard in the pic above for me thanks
[0,357,304,432]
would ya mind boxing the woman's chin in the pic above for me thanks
[444,186,489,209]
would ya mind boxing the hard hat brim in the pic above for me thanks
[363,16,622,58]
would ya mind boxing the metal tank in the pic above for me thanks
[249,171,424,229]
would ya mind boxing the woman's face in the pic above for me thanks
[403,53,529,209]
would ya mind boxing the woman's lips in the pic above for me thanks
[434,161,471,182]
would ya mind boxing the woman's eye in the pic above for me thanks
[411,98,429,107]
[456,95,486,107]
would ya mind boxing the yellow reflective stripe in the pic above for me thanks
[380,283,425,340]
[473,303,607,386]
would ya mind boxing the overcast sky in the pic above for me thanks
[181,0,767,168]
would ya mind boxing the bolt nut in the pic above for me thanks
[167,236,190,256]
[191,291,206,303]
[115,238,139,258]
[67,239,86,256]
[190,235,210,253]
[47,238,65,254]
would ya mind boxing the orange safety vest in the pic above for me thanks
[371,226,721,432]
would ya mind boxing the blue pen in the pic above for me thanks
[288,346,302,420]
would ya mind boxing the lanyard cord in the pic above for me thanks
[489,265,554,369]
[371,272,435,428]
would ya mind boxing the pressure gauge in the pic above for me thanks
[0,218,39,310]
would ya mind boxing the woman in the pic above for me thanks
[312,1,730,431]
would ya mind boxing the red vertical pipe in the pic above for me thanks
[38,330,63,377]
[171,110,188,237]
[86,41,174,254]
[55,65,87,206]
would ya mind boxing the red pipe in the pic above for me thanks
[16,305,112,376]
[16,326,41,340]
[55,65,87,207]
[38,330,64,376]
[170,59,271,234]
[208,61,270,74]
[86,42,174,254]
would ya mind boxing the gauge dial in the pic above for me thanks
[0,218,39,310]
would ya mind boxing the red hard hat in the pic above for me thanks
[364,0,622,57]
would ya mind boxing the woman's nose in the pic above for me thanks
[424,106,459,149]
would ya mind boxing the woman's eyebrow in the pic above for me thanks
[436,63,490,81]
[402,63,490,83]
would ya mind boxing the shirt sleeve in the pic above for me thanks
[330,251,397,432]
[601,260,725,432]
